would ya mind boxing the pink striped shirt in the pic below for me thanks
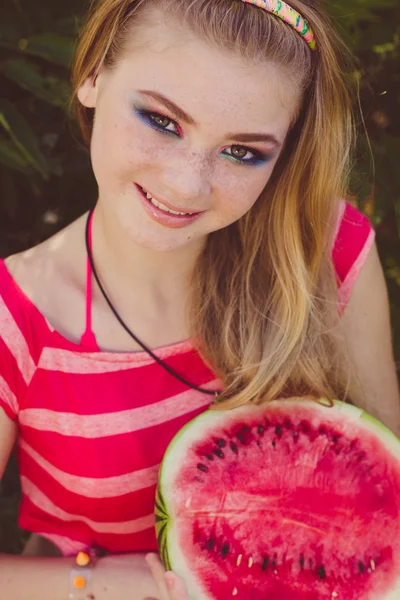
[0,201,374,556]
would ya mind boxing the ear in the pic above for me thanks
[77,75,100,108]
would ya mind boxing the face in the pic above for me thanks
[78,9,301,254]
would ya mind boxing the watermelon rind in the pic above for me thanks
[156,398,400,600]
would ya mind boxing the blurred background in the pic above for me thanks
[1,0,400,553]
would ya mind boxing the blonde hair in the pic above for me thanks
[71,0,355,409]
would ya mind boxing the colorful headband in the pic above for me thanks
[241,0,316,51]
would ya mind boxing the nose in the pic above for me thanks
[159,151,212,207]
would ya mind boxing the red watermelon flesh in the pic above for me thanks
[155,399,400,599]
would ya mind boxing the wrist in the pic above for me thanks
[69,551,96,600]
[92,553,161,599]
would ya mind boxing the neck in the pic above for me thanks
[89,204,205,309]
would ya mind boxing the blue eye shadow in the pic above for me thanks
[133,107,179,137]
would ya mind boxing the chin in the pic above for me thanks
[129,225,205,254]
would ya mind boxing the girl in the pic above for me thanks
[0,0,399,598]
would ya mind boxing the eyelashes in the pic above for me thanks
[133,107,273,167]
[135,109,182,138]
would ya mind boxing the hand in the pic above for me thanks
[145,553,191,600]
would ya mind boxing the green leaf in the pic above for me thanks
[0,99,49,179]
[17,33,75,68]
[0,139,32,174]
[1,58,71,108]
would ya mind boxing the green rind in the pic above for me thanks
[155,487,171,571]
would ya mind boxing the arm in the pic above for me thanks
[0,410,162,600]
[0,554,160,600]
[335,241,400,436]
[0,552,161,600]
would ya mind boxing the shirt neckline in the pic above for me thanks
[0,258,194,361]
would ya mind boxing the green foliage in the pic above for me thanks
[0,99,50,177]
[0,0,94,256]
[0,0,399,553]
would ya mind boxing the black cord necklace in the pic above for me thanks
[85,209,219,397]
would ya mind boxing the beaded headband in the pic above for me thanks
[241,0,316,51]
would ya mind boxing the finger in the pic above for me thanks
[164,571,191,600]
[145,553,169,598]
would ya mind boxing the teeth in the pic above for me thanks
[144,190,191,216]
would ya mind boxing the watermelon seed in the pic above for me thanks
[358,454,365,461]
[262,557,269,571]
[248,557,253,568]
[301,422,309,433]
[333,436,339,443]
[215,439,226,448]
[256,440,261,448]
[230,442,238,454]
[213,448,224,459]
[293,431,299,440]
[272,440,276,448]
[236,432,245,444]
[358,561,365,574]
[275,425,282,438]
[197,463,208,473]
[221,543,229,557]
[370,559,376,571]
[271,554,277,569]
[242,425,250,432]
[284,419,291,429]
[236,554,243,567]
[232,587,238,596]
[319,427,326,435]
[299,555,305,569]
[317,566,326,579]
[207,539,215,551]
[204,453,214,461]
[257,424,264,435]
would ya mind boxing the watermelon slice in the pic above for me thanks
[155,398,400,600]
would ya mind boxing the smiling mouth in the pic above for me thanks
[137,185,201,217]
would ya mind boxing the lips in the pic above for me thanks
[137,184,201,216]
[134,183,205,229]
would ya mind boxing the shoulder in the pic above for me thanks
[332,200,375,309]
[3,214,87,329]
[0,214,87,367]
[5,214,86,301]
[0,215,88,420]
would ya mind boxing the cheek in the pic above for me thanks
[215,164,274,221]
[90,106,156,182]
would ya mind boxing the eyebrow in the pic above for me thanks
[137,90,282,148]
[138,90,196,125]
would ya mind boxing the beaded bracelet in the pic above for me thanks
[68,551,95,600]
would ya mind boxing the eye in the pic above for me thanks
[222,144,269,166]
[228,145,252,160]
[149,114,176,132]
[134,108,180,137]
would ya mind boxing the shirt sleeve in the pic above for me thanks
[0,329,21,421]
[332,200,376,310]
[0,287,33,421]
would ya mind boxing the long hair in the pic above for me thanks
[71,0,355,408]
